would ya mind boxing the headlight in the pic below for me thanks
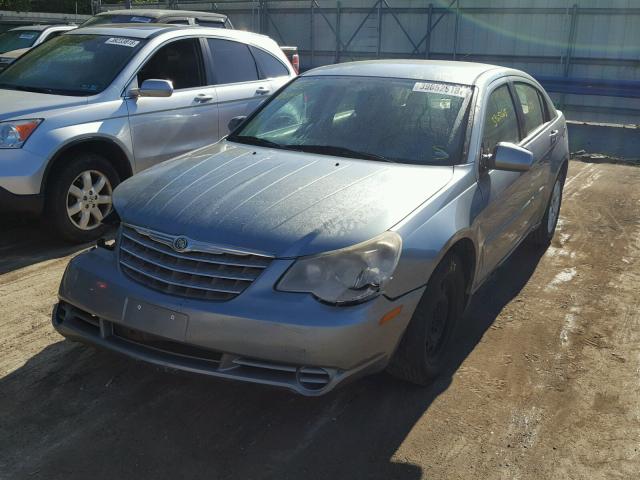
[277,231,402,305]
[0,119,42,149]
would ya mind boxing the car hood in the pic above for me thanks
[0,89,88,120]
[114,142,454,258]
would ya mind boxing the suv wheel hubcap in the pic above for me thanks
[66,170,112,231]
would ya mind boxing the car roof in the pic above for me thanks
[10,24,73,32]
[96,9,227,21]
[303,60,507,86]
[69,24,274,44]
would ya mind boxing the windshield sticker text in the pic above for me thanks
[412,82,470,98]
[19,33,36,39]
[131,17,153,23]
[105,37,140,48]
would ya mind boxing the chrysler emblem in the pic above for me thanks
[172,236,189,252]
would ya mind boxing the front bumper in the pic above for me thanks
[54,246,424,396]
[0,146,48,195]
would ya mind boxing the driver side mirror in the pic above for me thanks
[484,142,533,172]
[130,79,174,98]
[228,116,246,133]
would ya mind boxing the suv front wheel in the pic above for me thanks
[46,152,120,243]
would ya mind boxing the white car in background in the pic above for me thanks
[0,25,77,71]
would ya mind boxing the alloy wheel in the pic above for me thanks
[66,170,113,231]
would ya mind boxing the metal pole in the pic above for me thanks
[310,1,315,68]
[453,0,460,60]
[425,3,433,59]
[377,0,382,58]
[564,3,579,77]
[335,1,341,63]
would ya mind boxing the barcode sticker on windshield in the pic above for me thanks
[19,33,36,39]
[412,82,470,98]
[131,16,152,23]
[105,37,140,48]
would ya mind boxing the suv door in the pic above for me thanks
[125,38,219,171]
[476,82,536,280]
[205,38,273,137]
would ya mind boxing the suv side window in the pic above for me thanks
[514,82,545,137]
[482,84,520,153]
[207,38,258,84]
[249,46,289,79]
[138,38,205,90]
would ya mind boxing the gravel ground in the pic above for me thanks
[1,159,639,479]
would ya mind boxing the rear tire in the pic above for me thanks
[387,252,466,385]
[530,167,566,246]
[46,152,120,243]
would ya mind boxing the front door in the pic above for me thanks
[126,38,219,172]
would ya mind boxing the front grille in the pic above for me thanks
[118,225,273,301]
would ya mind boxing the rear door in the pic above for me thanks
[205,38,273,137]
[125,37,219,172]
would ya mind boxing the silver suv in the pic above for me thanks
[0,24,295,241]
[0,25,77,71]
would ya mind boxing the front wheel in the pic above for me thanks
[387,252,466,385]
[530,169,566,246]
[46,152,120,243]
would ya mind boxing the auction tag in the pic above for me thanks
[413,81,470,98]
[19,33,36,39]
[105,37,140,48]
[131,16,152,23]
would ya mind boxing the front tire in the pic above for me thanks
[46,152,120,243]
[387,252,466,385]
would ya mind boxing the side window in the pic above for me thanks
[482,84,520,153]
[514,82,545,137]
[137,38,204,90]
[207,38,258,84]
[197,20,226,28]
[165,19,190,25]
[249,46,289,79]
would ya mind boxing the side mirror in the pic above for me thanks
[486,142,533,172]
[228,116,246,133]
[131,79,174,98]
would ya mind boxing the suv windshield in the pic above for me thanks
[230,75,473,165]
[0,34,145,96]
[0,30,39,54]
[81,15,155,27]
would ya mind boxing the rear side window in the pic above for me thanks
[514,82,545,137]
[482,84,520,153]
[138,38,204,90]
[197,20,227,28]
[250,46,289,79]
[207,38,258,84]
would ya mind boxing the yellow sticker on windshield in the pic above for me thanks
[105,37,140,48]
[413,82,470,98]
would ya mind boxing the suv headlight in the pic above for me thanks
[277,232,402,305]
[0,119,42,149]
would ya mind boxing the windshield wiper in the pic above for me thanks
[227,135,284,149]
[284,144,396,163]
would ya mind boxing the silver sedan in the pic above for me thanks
[53,60,569,395]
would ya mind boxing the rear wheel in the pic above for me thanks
[387,253,466,385]
[530,168,566,246]
[46,152,120,243]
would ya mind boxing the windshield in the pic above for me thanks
[0,34,145,96]
[0,30,39,54]
[81,15,155,27]
[230,75,473,165]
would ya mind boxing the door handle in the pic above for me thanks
[194,94,214,103]
[549,129,559,140]
[255,87,270,95]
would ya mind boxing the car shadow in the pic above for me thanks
[0,240,546,480]
[0,215,95,275]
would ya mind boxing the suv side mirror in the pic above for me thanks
[485,142,533,172]
[228,116,246,133]
[132,79,174,98]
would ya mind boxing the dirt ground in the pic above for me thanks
[1,159,639,480]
